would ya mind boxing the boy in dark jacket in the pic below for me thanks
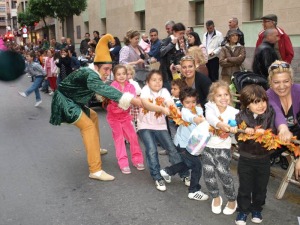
[235,84,276,225]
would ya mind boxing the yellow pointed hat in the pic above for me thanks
[94,33,115,64]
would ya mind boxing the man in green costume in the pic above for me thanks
[50,34,142,181]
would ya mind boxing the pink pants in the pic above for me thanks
[107,117,144,169]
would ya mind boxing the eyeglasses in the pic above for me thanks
[268,62,290,72]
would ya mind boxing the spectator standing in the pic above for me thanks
[80,33,90,55]
[219,29,246,84]
[203,20,223,82]
[66,38,76,57]
[44,49,58,95]
[148,28,161,62]
[256,14,294,64]
[110,37,122,67]
[55,48,73,84]
[60,37,67,49]
[89,31,100,48]
[165,20,175,37]
[160,22,187,91]
[221,17,244,46]
[50,38,62,50]
[252,28,279,80]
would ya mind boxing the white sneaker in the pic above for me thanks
[89,170,115,181]
[100,148,108,155]
[182,177,191,187]
[49,91,54,96]
[18,91,27,97]
[160,169,171,183]
[34,100,42,107]
[188,191,209,201]
[155,179,166,191]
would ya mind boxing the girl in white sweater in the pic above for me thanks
[203,80,239,215]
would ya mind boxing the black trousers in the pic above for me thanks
[237,156,270,213]
[165,146,202,193]
[206,57,219,82]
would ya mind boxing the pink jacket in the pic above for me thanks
[107,81,136,119]
[43,57,58,77]
[139,39,150,53]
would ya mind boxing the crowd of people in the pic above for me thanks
[4,13,299,225]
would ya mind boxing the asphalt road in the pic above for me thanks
[0,75,299,225]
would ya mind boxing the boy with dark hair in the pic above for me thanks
[160,87,209,201]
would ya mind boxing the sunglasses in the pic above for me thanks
[181,55,195,61]
[268,62,290,73]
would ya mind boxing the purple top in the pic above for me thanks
[267,84,300,128]
[119,45,144,69]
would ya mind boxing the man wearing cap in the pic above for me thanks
[256,14,294,64]
[49,34,142,182]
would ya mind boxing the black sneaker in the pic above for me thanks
[251,211,262,223]
[235,212,247,225]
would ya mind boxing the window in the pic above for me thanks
[0,17,5,22]
[251,0,263,20]
[0,6,5,12]
[195,1,204,25]
[11,0,16,9]
[139,11,145,31]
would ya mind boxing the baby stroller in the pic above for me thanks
[230,70,269,109]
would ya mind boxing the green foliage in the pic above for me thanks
[26,0,87,23]
[17,11,39,27]
[51,0,87,22]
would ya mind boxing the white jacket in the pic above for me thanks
[205,101,239,149]
[203,29,223,60]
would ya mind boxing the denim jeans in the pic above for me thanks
[25,75,44,101]
[138,129,189,181]
[165,145,202,193]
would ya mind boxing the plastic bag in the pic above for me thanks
[186,120,211,156]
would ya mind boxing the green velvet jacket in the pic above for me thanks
[49,67,122,125]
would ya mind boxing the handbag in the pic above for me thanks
[186,120,211,156]
[134,66,150,88]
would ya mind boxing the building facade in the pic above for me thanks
[9,0,300,77]
[63,0,300,77]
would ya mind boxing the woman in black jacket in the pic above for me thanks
[56,48,73,84]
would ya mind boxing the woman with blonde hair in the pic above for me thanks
[180,55,212,108]
[266,60,300,175]
[187,46,208,76]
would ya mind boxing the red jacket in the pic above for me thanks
[256,27,294,64]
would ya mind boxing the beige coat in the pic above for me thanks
[219,44,246,84]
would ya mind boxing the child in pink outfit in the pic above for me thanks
[106,65,145,174]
